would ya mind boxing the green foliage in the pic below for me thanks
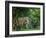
[12,7,40,31]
